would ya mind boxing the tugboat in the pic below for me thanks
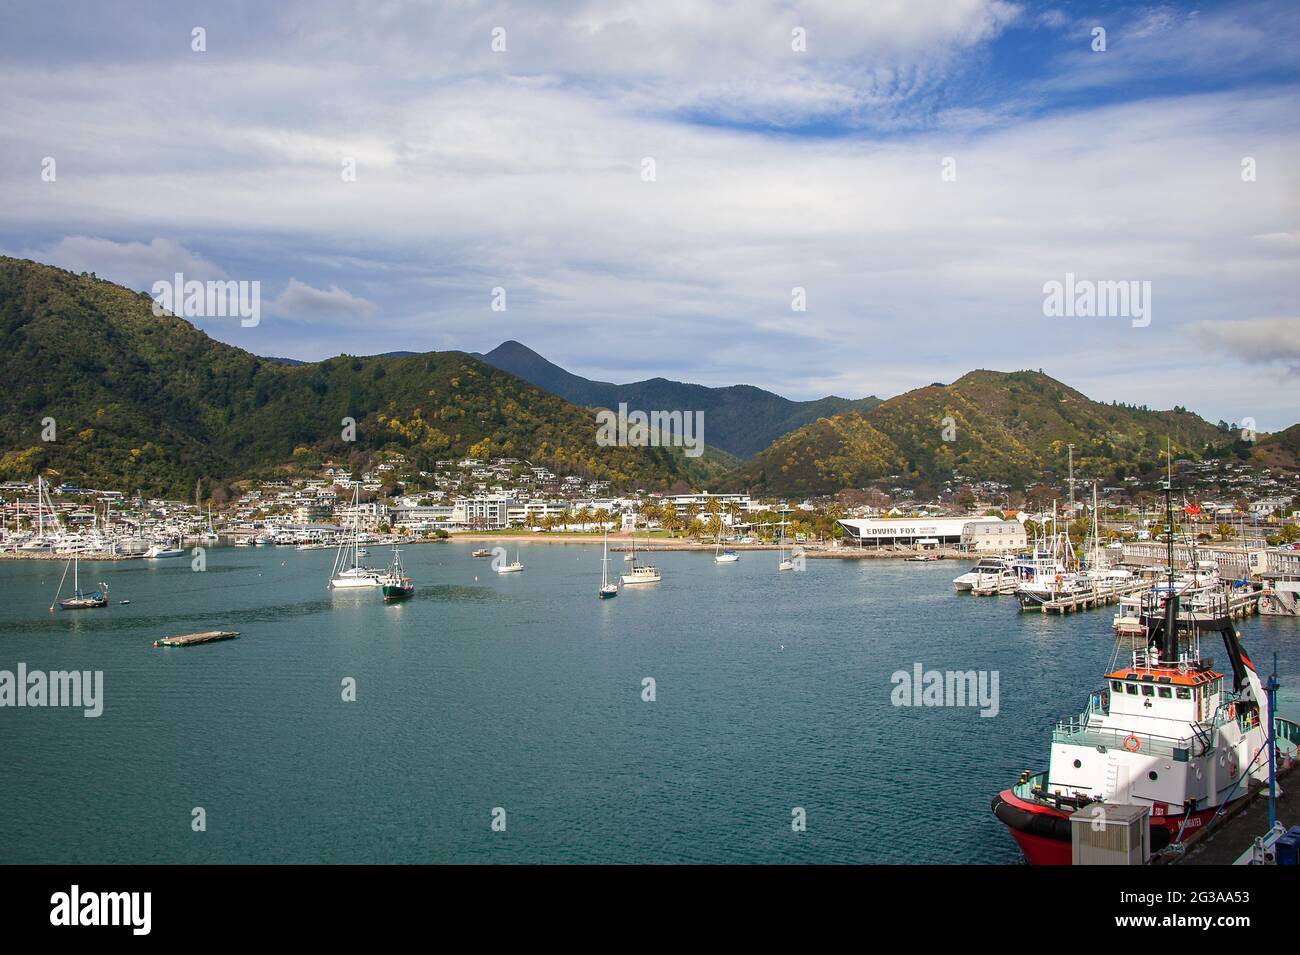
[992,488,1297,864]
[380,546,414,601]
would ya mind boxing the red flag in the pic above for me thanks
[1184,502,1201,516]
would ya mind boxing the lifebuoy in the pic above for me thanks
[1123,734,1141,753]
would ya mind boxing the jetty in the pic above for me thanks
[152,630,239,648]
[1032,580,1146,615]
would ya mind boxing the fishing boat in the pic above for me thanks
[599,529,618,598]
[620,562,661,585]
[471,548,492,558]
[495,549,524,574]
[992,487,1296,864]
[51,553,109,611]
[329,484,384,589]
[620,533,661,583]
[380,547,415,601]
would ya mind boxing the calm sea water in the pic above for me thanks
[1,543,1298,864]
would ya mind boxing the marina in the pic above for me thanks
[2,537,1298,864]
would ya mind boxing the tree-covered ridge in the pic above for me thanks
[0,257,694,495]
[720,369,1244,496]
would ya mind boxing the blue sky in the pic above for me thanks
[2,0,1298,429]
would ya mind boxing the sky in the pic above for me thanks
[2,0,1298,430]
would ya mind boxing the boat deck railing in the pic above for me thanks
[1052,716,1198,760]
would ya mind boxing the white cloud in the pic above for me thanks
[1193,317,1300,374]
[19,236,224,292]
[269,278,378,323]
[0,0,1297,428]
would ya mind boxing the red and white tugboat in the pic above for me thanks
[992,490,1294,864]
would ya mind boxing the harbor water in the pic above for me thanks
[2,543,1298,864]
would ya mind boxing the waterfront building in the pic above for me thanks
[838,516,1003,548]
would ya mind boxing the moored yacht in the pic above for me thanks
[329,484,384,589]
[599,529,618,598]
[953,555,1016,593]
[144,538,184,559]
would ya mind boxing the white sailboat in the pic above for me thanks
[713,522,738,563]
[200,503,219,542]
[599,529,618,598]
[329,484,384,589]
[777,513,794,571]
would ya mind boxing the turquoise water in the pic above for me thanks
[1,543,1298,864]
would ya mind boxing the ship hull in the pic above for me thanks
[993,786,1229,865]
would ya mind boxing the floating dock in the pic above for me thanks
[152,630,239,648]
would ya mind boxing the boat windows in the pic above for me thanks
[1141,685,1155,697]
[1158,687,1172,699]
[1176,687,1191,699]
[1148,771,1158,781]
[1124,684,1138,695]
[1110,680,1124,692]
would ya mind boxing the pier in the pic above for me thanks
[152,630,239,648]
[1032,580,1146,614]
[1163,764,1298,866]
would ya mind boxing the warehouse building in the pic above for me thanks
[837,516,1006,549]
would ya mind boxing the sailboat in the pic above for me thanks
[380,546,415,601]
[777,514,794,571]
[51,553,108,611]
[599,529,619,598]
[713,521,738,563]
[329,484,384,589]
[200,504,219,542]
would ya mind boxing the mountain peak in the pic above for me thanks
[476,341,881,458]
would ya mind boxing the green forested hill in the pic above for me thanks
[0,258,697,496]
[719,369,1239,496]
[1251,423,1300,473]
